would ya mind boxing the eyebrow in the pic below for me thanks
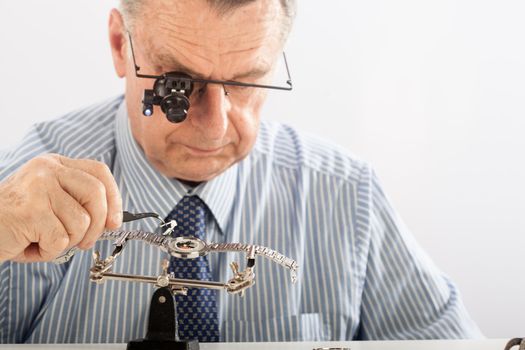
[152,53,204,78]
[151,53,271,81]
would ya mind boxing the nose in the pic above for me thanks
[187,84,230,141]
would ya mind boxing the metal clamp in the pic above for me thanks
[54,210,298,296]
[505,338,525,350]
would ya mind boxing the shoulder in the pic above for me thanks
[32,95,123,159]
[0,96,123,180]
[254,119,372,185]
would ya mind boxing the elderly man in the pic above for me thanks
[0,0,481,344]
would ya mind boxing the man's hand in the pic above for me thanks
[0,154,123,263]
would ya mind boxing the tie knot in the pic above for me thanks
[166,195,208,240]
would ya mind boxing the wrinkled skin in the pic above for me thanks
[109,0,286,182]
[0,0,287,263]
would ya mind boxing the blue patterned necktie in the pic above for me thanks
[166,195,220,342]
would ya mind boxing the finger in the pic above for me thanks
[0,237,29,262]
[56,156,122,229]
[27,216,70,262]
[49,188,91,249]
[0,214,31,262]
[12,243,40,263]
[56,167,108,249]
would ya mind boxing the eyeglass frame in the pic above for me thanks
[127,32,293,94]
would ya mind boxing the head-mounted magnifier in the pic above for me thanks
[128,33,293,123]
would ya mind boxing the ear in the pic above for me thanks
[108,8,127,78]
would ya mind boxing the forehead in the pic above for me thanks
[135,0,284,79]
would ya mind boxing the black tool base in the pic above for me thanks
[127,338,199,350]
[127,287,200,350]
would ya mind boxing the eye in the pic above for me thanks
[193,82,206,94]
[226,84,253,97]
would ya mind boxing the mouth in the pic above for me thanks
[183,144,224,156]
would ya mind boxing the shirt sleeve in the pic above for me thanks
[0,125,66,343]
[0,124,54,180]
[0,98,119,343]
[356,168,483,340]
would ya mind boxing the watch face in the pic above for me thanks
[168,236,207,259]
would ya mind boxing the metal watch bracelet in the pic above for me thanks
[54,229,298,282]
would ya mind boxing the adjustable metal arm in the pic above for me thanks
[86,229,297,296]
[54,211,298,297]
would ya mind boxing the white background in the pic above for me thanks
[1,1,524,338]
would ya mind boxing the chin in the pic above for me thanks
[161,159,232,182]
[172,170,222,183]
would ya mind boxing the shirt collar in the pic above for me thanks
[114,100,237,234]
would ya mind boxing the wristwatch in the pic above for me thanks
[55,229,298,282]
[53,211,298,295]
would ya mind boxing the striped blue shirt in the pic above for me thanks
[0,96,482,343]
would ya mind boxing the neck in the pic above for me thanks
[179,179,202,188]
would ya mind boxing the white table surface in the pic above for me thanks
[0,339,512,350]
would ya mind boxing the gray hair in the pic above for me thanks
[119,0,297,40]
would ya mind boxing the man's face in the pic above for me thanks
[114,0,284,182]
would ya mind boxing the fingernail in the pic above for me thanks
[112,212,123,226]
